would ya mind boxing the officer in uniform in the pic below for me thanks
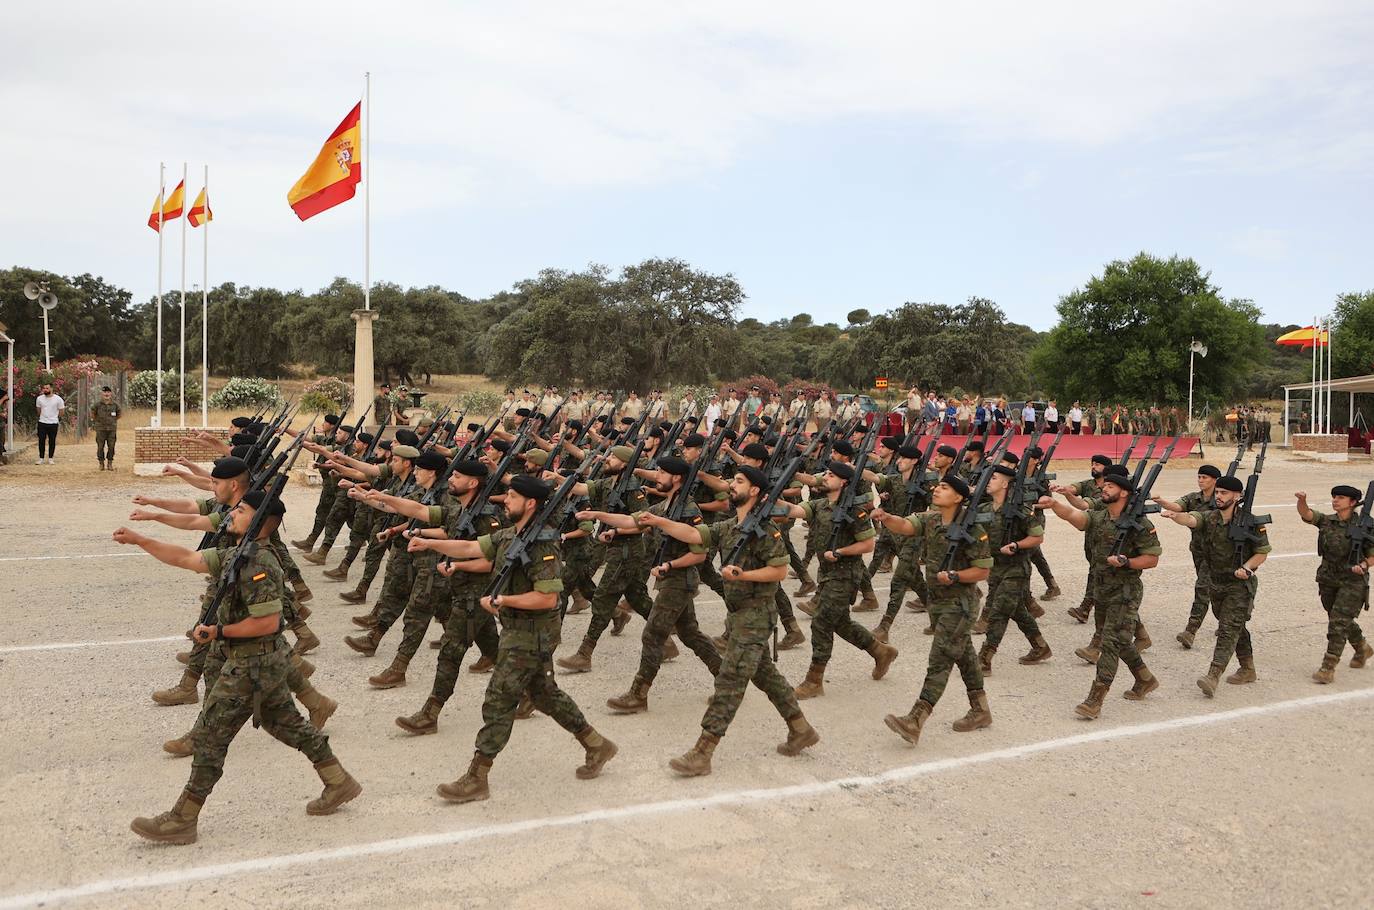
[90,385,122,470]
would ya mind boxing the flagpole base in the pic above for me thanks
[349,309,378,425]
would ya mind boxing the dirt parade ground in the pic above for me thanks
[1,444,1372,909]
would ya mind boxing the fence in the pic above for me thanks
[74,371,128,441]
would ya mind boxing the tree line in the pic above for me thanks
[2,254,1366,405]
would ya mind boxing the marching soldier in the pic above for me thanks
[1297,485,1374,683]
[342,444,422,657]
[291,415,345,558]
[978,465,1052,674]
[1153,464,1221,647]
[873,442,936,640]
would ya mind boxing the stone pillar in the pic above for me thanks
[350,309,378,424]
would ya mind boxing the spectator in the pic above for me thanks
[1045,399,1059,433]
[703,393,722,429]
[973,399,988,435]
[993,397,1008,433]
[1069,401,1083,435]
[956,397,973,434]
[1020,400,1036,434]
[944,396,959,431]
[35,382,64,464]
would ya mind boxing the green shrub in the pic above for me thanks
[128,369,204,408]
[300,376,353,415]
[208,377,281,410]
[457,388,503,418]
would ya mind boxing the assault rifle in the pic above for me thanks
[484,471,580,600]
[1348,480,1374,611]
[721,456,804,569]
[905,423,945,506]
[1224,440,1246,478]
[822,405,888,555]
[1028,426,1065,498]
[1127,436,1161,490]
[597,432,652,533]
[1227,440,1270,568]
[1000,429,1043,542]
[937,434,1005,575]
[361,413,389,462]
[338,406,370,450]
[651,456,704,569]
[1109,435,1181,559]
[1117,433,1140,467]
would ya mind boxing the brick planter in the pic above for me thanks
[1291,433,1349,462]
[133,426,233,476]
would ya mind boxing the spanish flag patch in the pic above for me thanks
[543,554,556,561]
[251,572,267,581]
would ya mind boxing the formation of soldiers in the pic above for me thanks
[114,385,1374,844]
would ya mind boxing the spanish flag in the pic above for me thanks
[287,102,362,221]
[188,187,213,227]
[147,180,186,231]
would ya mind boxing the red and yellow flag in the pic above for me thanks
[188,187,213,227]
[148,181,186,232]
[287,102,362,221]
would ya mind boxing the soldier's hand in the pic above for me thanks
[653,562,671,579]
[376,530,389,542]
[160,465,181,477]
[132,494,152,505]
[636,512,662,527]
[129,509,156,521]
[193,624,217,643]
[112,526,142,545]
[1353,563,1367,577]
[823,549,838,562]
[1049,483,1071,495]
[1107,554,1129,568]
[176,456,196,467]
[407,536,430,553]
[723,564,744,580]
[479,595,499,615]
[1000,543,1018,556]
[1035,495,1055,509]
[871,508,890,523]
[1295,491,1307,504]
[936,570,956,586]
[437,561,457,577]
[598,529,617,544]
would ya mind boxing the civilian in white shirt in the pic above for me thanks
[35,383,65,464]
[1020,402,1036,434]
[703,394,722,430]
[1069,402,1084,435]
[1045,400,1060,432]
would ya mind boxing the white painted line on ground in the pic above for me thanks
[1266,551,1318,560]
[2,686,1370,910]
[0,636,184,654]
[0,552,148,563]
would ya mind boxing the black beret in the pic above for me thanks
[657,456,691,477]
[1026,446,1044,459]
[832,441,855,458]
[324,414,341,425]
[620,416,635,426]
[763,434,780,447]
[722,429,738,441]
[992,465,1017,478]
[741,443,770,461]
[659,421,673,431]
[230,432,257,446]
[1002,451,1020,465]
[379,440,393,450]
[230,416,253,428]
[967,440,985,453]
[415,451,446,472]
[713,419,727,428]
[1215,475,1244,493]
[881,435,902,451]
[211,456,250,479]
[357,432,374,445]
[648,428,664,439]
[745,424,763,436]
[508,474,551,501]
[737,465,768,489]
[467,422,482,432]
[760,416,774,425]
[455,459,488,478]
[1091,454,1113,467]
[248,421,266,433]
[937,444,958,458]
[229,445,252,460]
[395,429,420,447]
[1104,464,1129,477]
[240,489,286,517]
[567,419,584,431]
[897,444,922,459]
[1102,473,1135,493]
[490,439,511,453]
[515,408,532,417]
[1197,465,1221,479]
[942,475,971,499]
[593,415,609,424]
[681,433,706,448]
[827,461,855,480]
[1332,484,1363,502]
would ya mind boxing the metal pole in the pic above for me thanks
[42,307,51,371]
[156,162,165,429]
[1326,317,1333,434]
[5,335,12,453]
[1187,343,1195,428]
[179,161,188,428]
[202,164,209,428]
[1283,387,1289,447]
[364,71,371,311]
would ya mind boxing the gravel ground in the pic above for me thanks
[1,442,1372,909]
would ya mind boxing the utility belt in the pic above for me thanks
[223,635,284,658]
[499,607,557,629]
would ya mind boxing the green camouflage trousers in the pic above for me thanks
[319,485,354,551]
[584,537,652,645]
[1185,547,1218,632]
[698,556,726,597]
[867,528,899,580]
[810,565,874,666]
[1208,577,1255,671]
[310,474,340,538]
[356,509,388,588]
[559,538,599,610]
[431,588,500,704]
[638,582,721,684]
[1320,580,1368,658]
[983,567,1041,650]
[374,548,417,633]
[390,553,449,664]
[1095,590,1146,687]
[268,528,304,585]
[918,599,983,707]
[882,538,930,624]
[701,601,801,738]
[187,641,332,799]
[95,429,116,463]
[475,611,588,758]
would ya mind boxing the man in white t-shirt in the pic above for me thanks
[1020,401,1036,434]
[1045,400,1060,432]
[1069,401,1084,435]
[35,383,64,464]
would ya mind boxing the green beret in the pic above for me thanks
[392,444,420,460]
[610,445,636,464]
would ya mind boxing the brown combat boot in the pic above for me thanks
[295,684,337,729]
[291,621,321,656]
[610,602,632,635]
[1018,636,1052,664]
[396,697,443,735]
[669,731,720,776]
[1042,580,1062,601]
[556,639,595,673]
[971,606,990,635]
[1075,681,1109,719]
[351,607,379,628]
[1351,639,1373,669]
[515,692,536,719]
[776,713,820,756]
[1067,599,1092,623]
[797,597,818,617]
[795,571,817,597]
[1123,664,1158,700]
[1134,622,1152,652]
[906,597,927,613]
[884,699,933,745]
[854,591,880,613]
[438,753,493,803]
[778,617,806,650]
[294,655,317,679]
[923,622,935,635]
[1197,664,1224,698]
[1176,627,1197,649]
[162,732,194,757]
[307,758,362,815]
[175,650,191,665]
[869,640,899,679]
[794,663,826,699]
[607,677,652,714]
[951,689,992,732]
[152,670,200,706]
[1026,594,1045,619]
[1074,632,1102,665]
[291,535,318,552]
[468,655,495,674]
[567,591,591,614]
[130,790,203,845]
[301,547,330,566]
[368,656,409,689]
[574,727,618,779]
[871,616,893,644]
[291,577,314,602]
[322,557,353,580]
[663,637,679,661]
[978,643,996,675]
[878,555,894,574]
[345,628,382,656]
[340,581,371,605]
[1313,653,1339,684]
[1226,654,1257,685]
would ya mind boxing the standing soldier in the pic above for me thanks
[978,465,1052,674]
[1297,484,1374,683]
[1160,474,1270,695]
[1153,464,1221,647]
[1038,472,1161,719]
[640,466,820,775]
[373,383,393,429]
[622,390,645,422]
[90,385,122,470]
[871,476,993,745]
[414,475,617,803]
[812,390,833,434]
[114,491,361,844]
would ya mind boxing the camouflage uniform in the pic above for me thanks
[697,514,803,737]
[692,477,729,597]
[877,469,934,624]
[580,476,653,648]
[904,511,993,706]
[1178,490,1219,634]
[982,503,1045,651]
[1083,509,1162,687]
[1188,508,1270,673]
[307,434,341,540]
[89,399,121,464]
[428,498,504,706]
[187,547,332,800]
[1305,510,1374,660]
[376,484,446,667]
[474,527,587,757]
[633,499,721,684]
[800,495,878,665]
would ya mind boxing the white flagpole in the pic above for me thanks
[1326,317,1333,433]
[364,71,371,311]
[202,164,209,427]
[156,162,165,429]
[179,162,188,428]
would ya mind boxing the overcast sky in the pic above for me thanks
[2,1,1371,329]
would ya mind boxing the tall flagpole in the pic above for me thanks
[156,162,165,429]
[179,161,188,428]
[201,164,210,427]
[364,71,371,311]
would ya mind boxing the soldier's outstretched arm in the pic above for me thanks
[1037,495,1090,531]
[111,527,210,573]
[408,536,483,559]
[869,508,917,536]
[129,509,215,532]
[636,511,707,545]
[131,494,201,514]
